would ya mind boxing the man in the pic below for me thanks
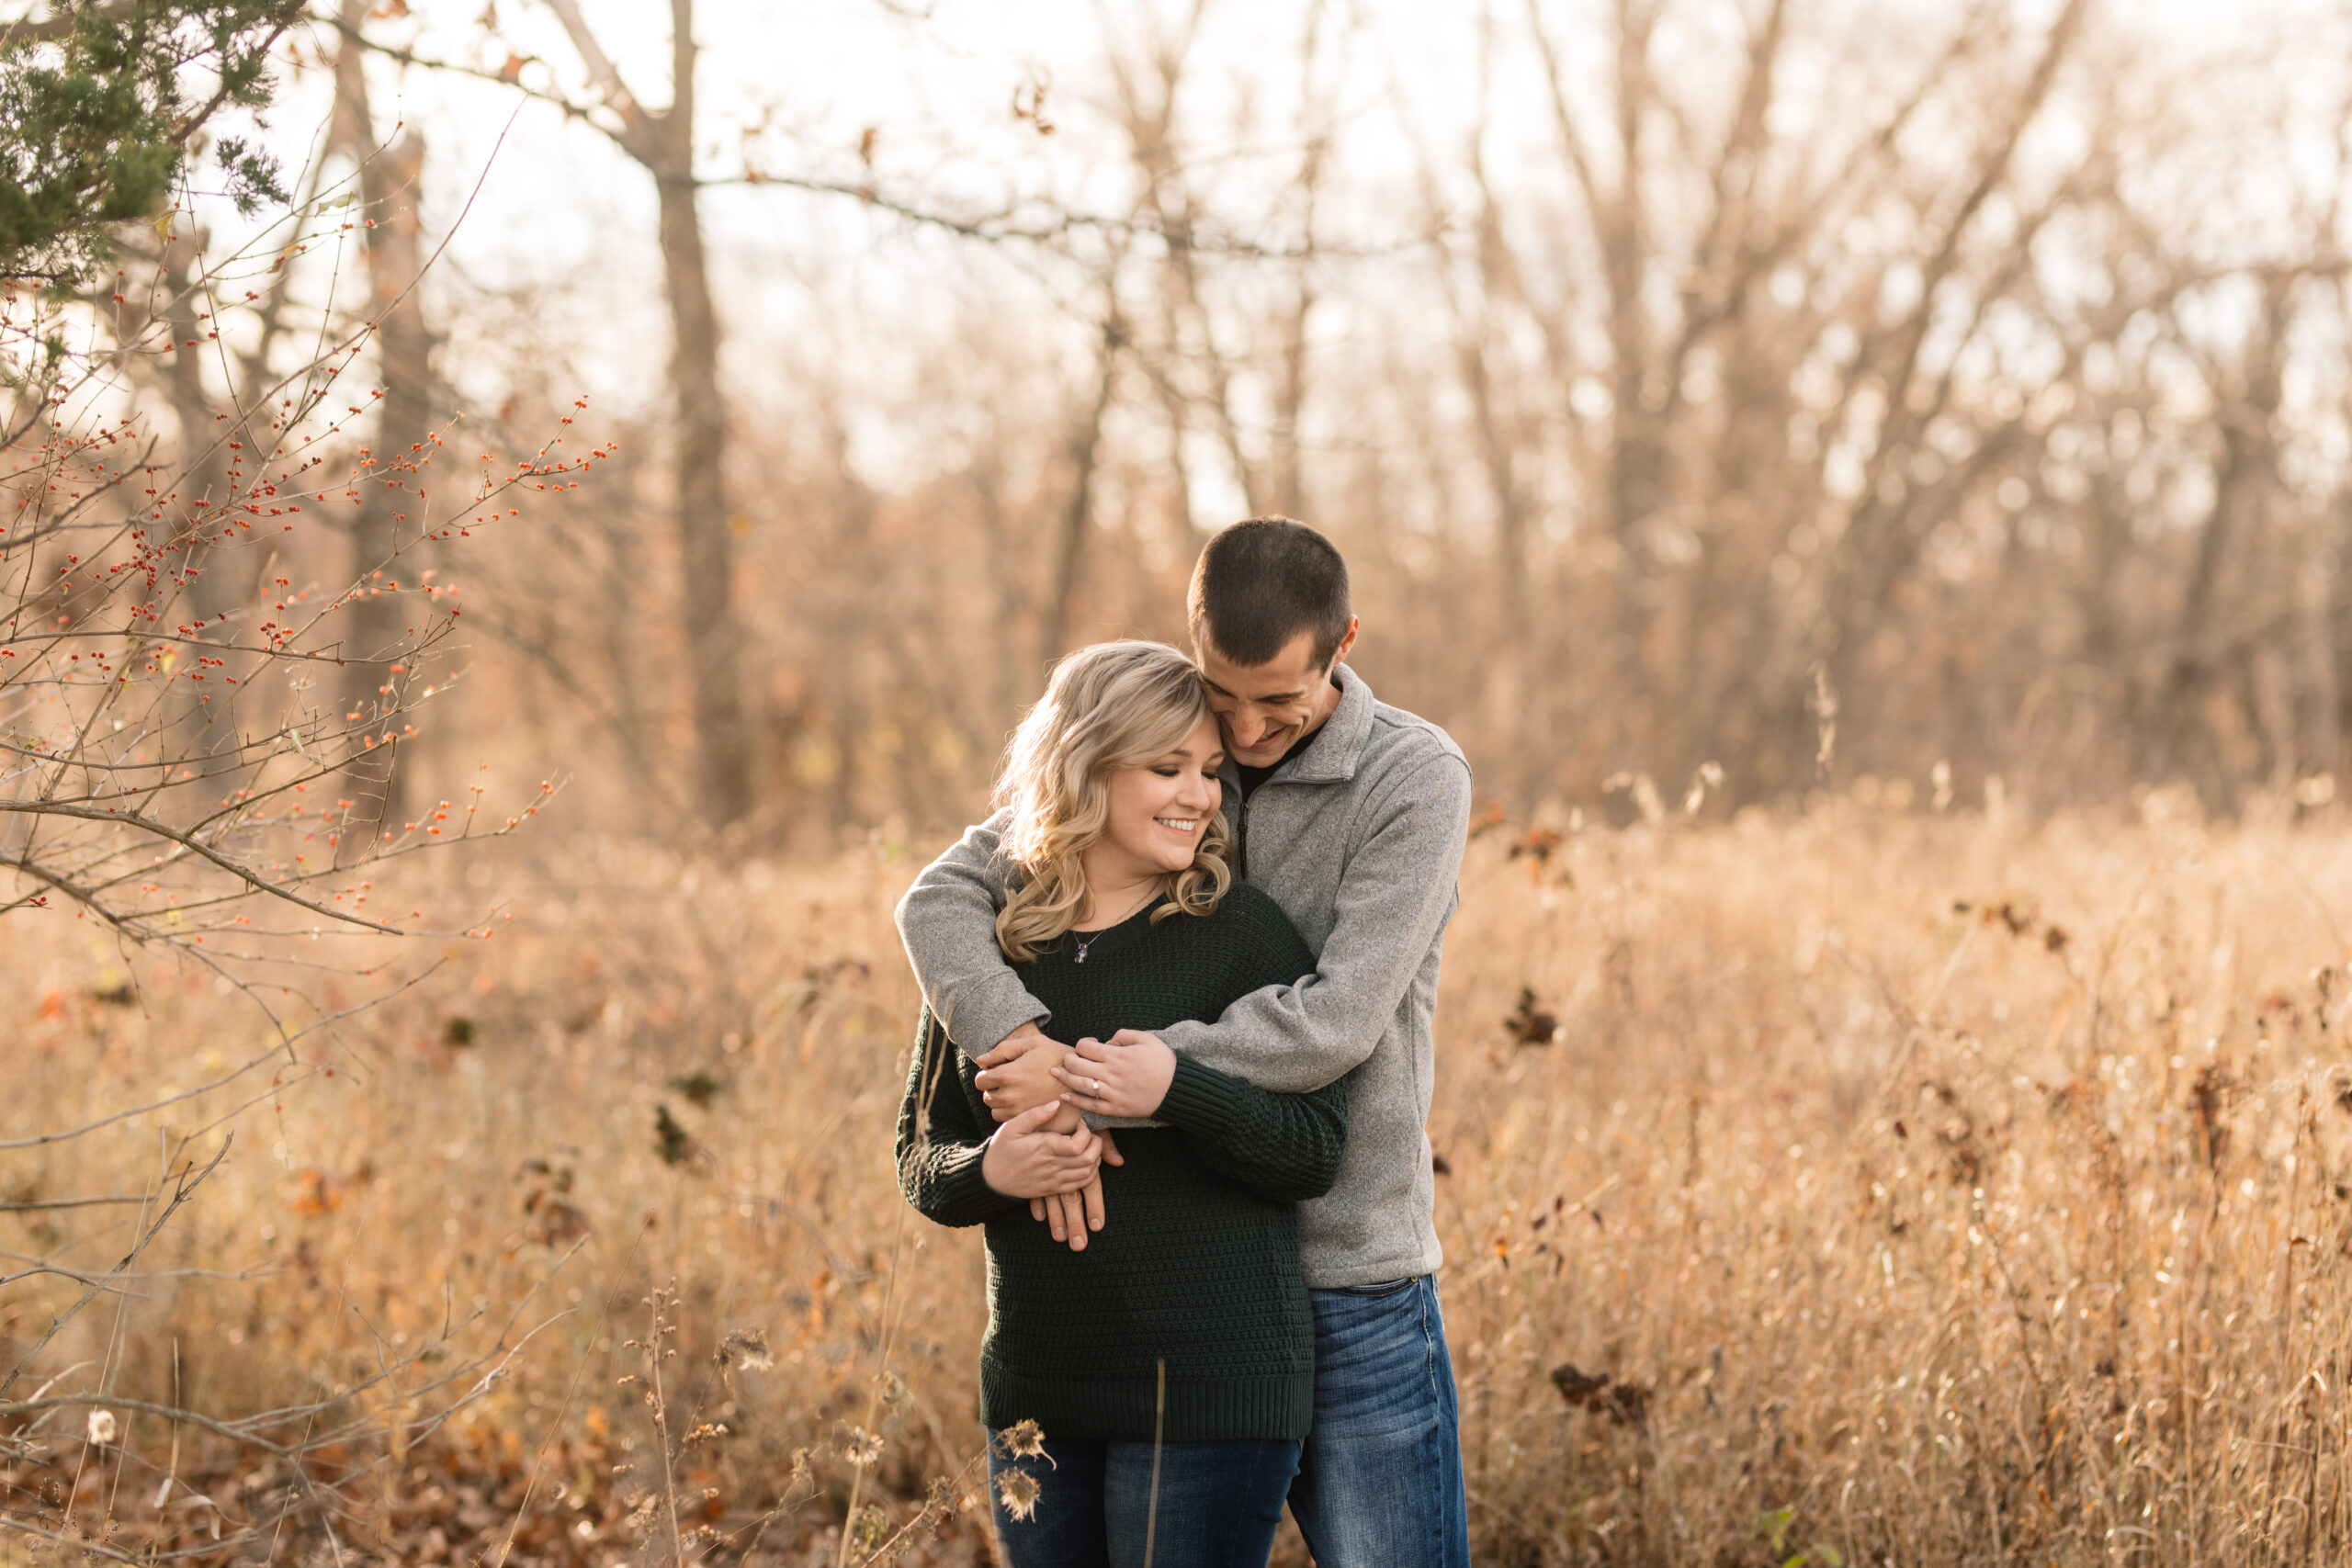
[894,517,1474,1566]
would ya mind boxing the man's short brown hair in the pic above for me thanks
[1186,517,1353,669]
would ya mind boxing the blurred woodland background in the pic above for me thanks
[14,1,2352,1564]
[19,0,2352,843]
[430,0,2352,830]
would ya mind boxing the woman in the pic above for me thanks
[895,640,1345,1567]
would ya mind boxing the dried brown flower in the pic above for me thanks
[996,1469,1041,1522]
[996,1418,1047,1460]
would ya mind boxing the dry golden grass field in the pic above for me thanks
[8,798,2352,1565]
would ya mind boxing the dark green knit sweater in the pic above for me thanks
[895,881,1345,1442]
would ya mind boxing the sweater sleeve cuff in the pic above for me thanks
[927,1144,1023,1227]
[940,973,1053,1054]
[1156,1053,1256,1134]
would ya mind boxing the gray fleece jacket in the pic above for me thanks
[892,665,1472,1288]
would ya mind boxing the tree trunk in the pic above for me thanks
[655,0,749,829]
[333,0,432,840]
[536,0,749,829]
[2332,502,2352,777]
[1454,138,1543,806]
[2149,271,2289,798]
[1040,308,1122,667]
[1529,0,1660,764]
[151,233,245,766]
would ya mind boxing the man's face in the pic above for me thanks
[1196,619,1358,767]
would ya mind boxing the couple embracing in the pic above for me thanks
[893,518,1473,1567]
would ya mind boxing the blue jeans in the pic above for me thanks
[1288,1275,1472,1568]
[987,1434,1299,1567]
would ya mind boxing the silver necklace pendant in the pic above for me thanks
[1072,887,1153,964]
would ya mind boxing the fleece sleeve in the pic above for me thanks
[1156,755,1472,1093]
[1151,893,1348,1200]
[892,809,1053,1052]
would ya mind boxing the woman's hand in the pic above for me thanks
[1052,1030,1177,1120]
[1025,1130,1124,1249]
[981,1099,1103,1204]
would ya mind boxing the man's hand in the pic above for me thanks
[974,1022,1069,1123]
[980,1100,1103,1203]
[1053,1030,1177,1120]
[974,1021,1054,1069]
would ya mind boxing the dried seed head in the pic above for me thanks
[715,1326,773,1371]
[85,1409,117,1447]
[996,1419,1047,1460]
[995,1468,1041,1522]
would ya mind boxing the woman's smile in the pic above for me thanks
[1080,710,1226,887]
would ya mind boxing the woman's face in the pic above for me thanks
[1095,713,1225,883]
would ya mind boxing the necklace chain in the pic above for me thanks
[1072,883,1160,963]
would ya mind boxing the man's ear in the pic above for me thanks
[1329,615,1361,669]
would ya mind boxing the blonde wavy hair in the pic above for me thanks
[992,640,1235,963]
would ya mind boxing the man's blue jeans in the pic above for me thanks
[987,1434,1298,1567]
[1288,1274,1472,1568]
